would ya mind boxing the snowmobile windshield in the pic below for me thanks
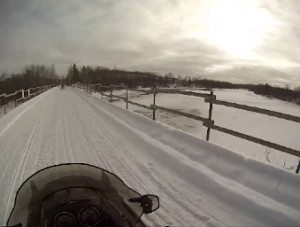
[7,163,143,226]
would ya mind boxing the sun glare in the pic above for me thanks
[204,0,275,59]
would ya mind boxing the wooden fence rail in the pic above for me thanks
[80,83,300,172]
[154,88,213,99]
[128,100,152,110]
[204,122,300,158]
[112,94,126,100]
[208,99,300,123]
[152,104,211,123]
[0,85,55,115]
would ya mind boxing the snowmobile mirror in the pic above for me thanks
[145,194,159,213]
[129,194,159,214]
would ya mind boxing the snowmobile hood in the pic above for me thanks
[7,163,145,226]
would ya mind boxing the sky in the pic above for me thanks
[1,0,300,87]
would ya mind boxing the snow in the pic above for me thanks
[0,102,17,118]
[0,87,300,226]
[103,88,300,171]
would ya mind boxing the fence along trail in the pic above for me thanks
[0,87,299,226]
[88,84,300,166]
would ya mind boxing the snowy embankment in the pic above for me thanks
[0,87,299,226]
[98,88,300,171]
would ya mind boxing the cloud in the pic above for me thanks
[206,65,300,87]
[0,0,300,86]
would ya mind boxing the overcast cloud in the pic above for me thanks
[1,0,300,87]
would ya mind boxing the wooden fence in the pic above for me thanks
[77,83,300,173]
[0,85,55,115]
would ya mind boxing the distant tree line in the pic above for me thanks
[182,77,300,104]
[247,83,300,104]
[0,64,59,94]
[65,64,176,88]
[66,63,300,105]
[1,63,298,104]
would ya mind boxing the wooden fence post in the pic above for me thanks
[22,89,25,103]
[126,87,129,109]
[110,86,113,102]
[153,87,156,120]
[206,90,214,141]
[296,160,300,174]
[3,95,6,114]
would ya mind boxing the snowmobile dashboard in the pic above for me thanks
[48,200,120,227]
[5,163,160,227]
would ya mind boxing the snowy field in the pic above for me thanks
[96,88,300,171]
[0,87,300,226]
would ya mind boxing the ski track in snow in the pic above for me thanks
[0,87,299,226]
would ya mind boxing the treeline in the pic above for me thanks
[66,64,176,88]
[66,64,300,104]
[0,65,59,94]
[2,63,298,104]
[181,78,300,104]
[248,84,300,104]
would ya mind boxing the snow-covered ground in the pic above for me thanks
[96,88,300,171]
[0,102,17,118]
[0,87,300,226]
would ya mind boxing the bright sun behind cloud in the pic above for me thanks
[202,0,276,59]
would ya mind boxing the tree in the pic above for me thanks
[0,64,58,94]
[66,64,80,84]
[48,64,57,79]
[0,72,7,81]
[294,86,300,92]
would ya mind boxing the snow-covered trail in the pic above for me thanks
[0,87,299,226]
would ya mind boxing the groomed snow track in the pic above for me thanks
[0,87,299,226]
